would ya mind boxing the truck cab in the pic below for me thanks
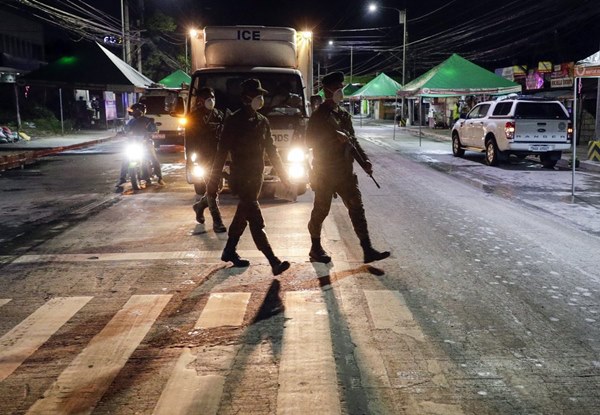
[139,87,188,148]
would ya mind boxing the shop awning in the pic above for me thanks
[574,50,600,77]
[21,42,153,93]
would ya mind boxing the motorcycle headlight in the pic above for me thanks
[192,165,205,178]
[287,147,305,162]
[288,164,305,179]
[126,143,144,161]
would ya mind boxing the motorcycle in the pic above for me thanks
[124,136,154,190]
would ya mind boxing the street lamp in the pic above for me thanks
[368,3,406,86]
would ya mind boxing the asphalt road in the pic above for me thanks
[0,131,598,414]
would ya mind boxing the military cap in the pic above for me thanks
[322,71,345,87]
[241,78,268,95]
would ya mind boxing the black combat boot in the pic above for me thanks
[193,196,208,224]
[360,239,391,264]
[221,237,250,267]
[309,237,332,263]
[269,257,291,276]
[254,230,290,276]
[207,196,227,233]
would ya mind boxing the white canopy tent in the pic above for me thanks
[572,50,600,195]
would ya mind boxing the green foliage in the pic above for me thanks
[145,12,177,36]
[142,11,184,81]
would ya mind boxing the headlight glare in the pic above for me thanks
[192,165,205,178]
[288,164,305,179]
[287,147,305,162]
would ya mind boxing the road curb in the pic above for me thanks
[0,135,116,172]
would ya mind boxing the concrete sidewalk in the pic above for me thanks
[0,130,117,172]
[368,119,600,173]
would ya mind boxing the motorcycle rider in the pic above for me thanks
[189,87,226,233]
[116,102,165,187]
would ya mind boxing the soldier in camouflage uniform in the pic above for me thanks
[189,87,226,233]
[306,71,390,264]
[208,78,291,276]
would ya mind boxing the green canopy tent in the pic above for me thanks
[316,83,363,98]
[350,72,402,99]
[158,69,191,89]
[398,53,521,98]
[397,54,521,132]
[348,72,402,119]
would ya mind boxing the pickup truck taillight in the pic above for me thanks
[567,122,573,141]
[505,121,515,140]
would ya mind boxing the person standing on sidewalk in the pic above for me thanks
[188,87,226,233]
[306,71,390,264]
[207,78,291,276]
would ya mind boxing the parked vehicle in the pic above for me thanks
[139,87,188,148]
[187,26,313,196]
[451,95,573,167]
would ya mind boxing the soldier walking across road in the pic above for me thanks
[208,78,291,276]
[306,71,390,264]
[189,87,226,233]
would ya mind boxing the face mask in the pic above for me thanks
[204,98,215,110]
[251,95,264,111]
[332,88,344,104]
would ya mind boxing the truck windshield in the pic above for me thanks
[514,102,568,120]
[190,72,306,116]
[140,96,184,115]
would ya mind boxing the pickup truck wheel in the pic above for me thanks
[540,153,558,169]
[485,138,500,166]
[452,134,465,157]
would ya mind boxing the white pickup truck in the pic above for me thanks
[451,96,573,168]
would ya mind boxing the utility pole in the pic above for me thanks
[350,45,353,84]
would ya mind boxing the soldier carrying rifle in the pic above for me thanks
[306,71,390,264]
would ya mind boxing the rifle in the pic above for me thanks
[346,137,381,189]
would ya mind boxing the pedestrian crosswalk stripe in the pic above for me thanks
[0,296,92,382]
[152,347,235,415]
[26,295,171,415]
[153,292,250,414]
[0,299,11,308]
[277,291,341,414]
[195,292,251,329]
[364,290,425,341]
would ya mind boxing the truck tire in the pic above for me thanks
[297,183,307,196]
[452,134,464,157]
[259,183,276,199]
[485,138,500,166]
[540,152,559,169]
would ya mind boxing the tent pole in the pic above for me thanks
[419,96,422,147]
[59,88,64,136]
[393,94,397,141]
[14,83,21,136]
[571,78,578,197]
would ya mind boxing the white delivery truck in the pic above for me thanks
[139,86,189,148]
[186,26,313,196]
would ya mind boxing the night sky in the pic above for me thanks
[5,0,600,80]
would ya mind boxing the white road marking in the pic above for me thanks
[0,296,92,382]
[26,294,171,415]
[0,299,11,308]
[195,292,251,329]
[3,249,308,264]
[364,290,424,341]
[153,292,249,415]
[277,291,341,415]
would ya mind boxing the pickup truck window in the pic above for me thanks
[514,102,568,119]
[467,104,490,119]
[492,102,512,116]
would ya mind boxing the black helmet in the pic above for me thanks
[130,102,146,114]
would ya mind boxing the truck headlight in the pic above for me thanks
[190,152,198,162]
[288,163,305,179]
[287,147,305,162]
[126,143,144,161]
[178,117,188,126]
[192,165,205,178]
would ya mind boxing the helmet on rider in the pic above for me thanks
[129,102,146,117]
